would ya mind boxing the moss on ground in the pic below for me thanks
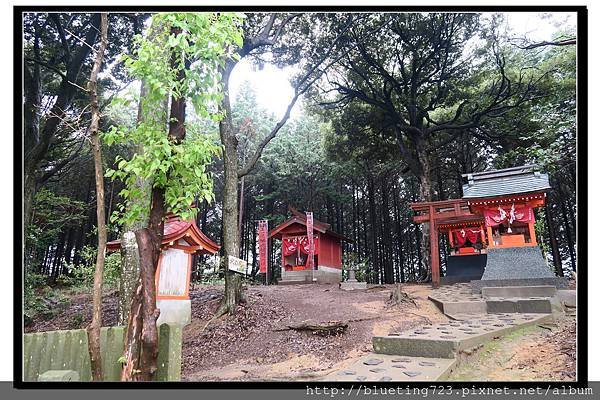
[448,324,544,381]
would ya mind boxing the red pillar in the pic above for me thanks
[429,205,440,288]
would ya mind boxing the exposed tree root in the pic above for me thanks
[388,283,418,307]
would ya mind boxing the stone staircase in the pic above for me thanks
[325,283,566,382]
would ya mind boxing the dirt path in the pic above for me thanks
[448,314,576,381]
[182,283,444,381]
[25,283,576,382]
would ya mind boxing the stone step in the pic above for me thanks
[372,313,552,358]
[325,354,456,382]
[481,285,557,298]
[281,270,312,277]
[278,278,310,285]
[485,297,552,314]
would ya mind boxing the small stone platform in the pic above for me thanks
[428,283,555,316]
[326,355,456,381]
[372,313,551,359]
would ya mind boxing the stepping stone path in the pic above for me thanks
[325,283,556,382]
[326,354,455,382]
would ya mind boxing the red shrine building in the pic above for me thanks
[107,213,220,325]
[269,210,350,284]
[411,165,563,289]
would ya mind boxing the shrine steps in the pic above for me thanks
[278,278,313,285]
[325,313,552,382]
[481,285,557,298]
[372,313,551,358]
[428,283,559,316]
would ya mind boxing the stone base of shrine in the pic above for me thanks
[340,280,367,291]
[470,277,569,293]
[279,266,342,285]
[156,299,191,326]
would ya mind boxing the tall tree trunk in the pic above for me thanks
[121,25,185,381]
[381,176,394,283]
[416,149,433,282]
[86,12,108,382]
[545,202,563,277]
[367,177,379,284]
[393,185,405,283]
[118,16,169,324]
[238,175,245,257]
[23,19,42,234]
[218,63,243,315]
[118,81,158,325]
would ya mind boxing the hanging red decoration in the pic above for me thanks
[452,228,482,247]
[483,204,534,227]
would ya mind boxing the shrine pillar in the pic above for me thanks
[429,205,440,288]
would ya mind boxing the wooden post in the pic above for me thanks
[528,221,537,245]
[486,226,494,248]
[429,206,440,288]
[448,230,454,247]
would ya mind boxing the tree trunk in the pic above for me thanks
[118,14,170,324]
[545,202,563,277]
[416,148,433,282]
[118,80,160,325]
[86,12,108,382]
[121,25,185,381]
[238,175,245,257]
[120,278,143,380]
[218,63,244,315]
[367,176,380,284]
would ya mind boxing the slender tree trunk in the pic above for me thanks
[218,63,244,315]
[545,202,563,277]
[238,175,245,257]
[86,12,108,382]
[367,177,379,284]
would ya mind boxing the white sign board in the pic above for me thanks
[228,255,248,275]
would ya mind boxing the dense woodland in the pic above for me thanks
[23,12,576,304]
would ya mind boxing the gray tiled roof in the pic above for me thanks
[462,165,550,199]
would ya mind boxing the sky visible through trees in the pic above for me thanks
[229,12,576,118]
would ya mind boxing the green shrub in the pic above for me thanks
[24,270,70,324]
[61,246,122,290]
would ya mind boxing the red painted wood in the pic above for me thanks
[429,205,440,288]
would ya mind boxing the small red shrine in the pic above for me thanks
[410,165,552,287]
[269,209,350,284]
[107,212,220,325]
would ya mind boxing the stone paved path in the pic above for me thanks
[326,355,456,382]
[325,312,552,381]
[324,283,558,382]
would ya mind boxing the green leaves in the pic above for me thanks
[105,12,244,226]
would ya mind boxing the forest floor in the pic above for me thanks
[24,283,577,382]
